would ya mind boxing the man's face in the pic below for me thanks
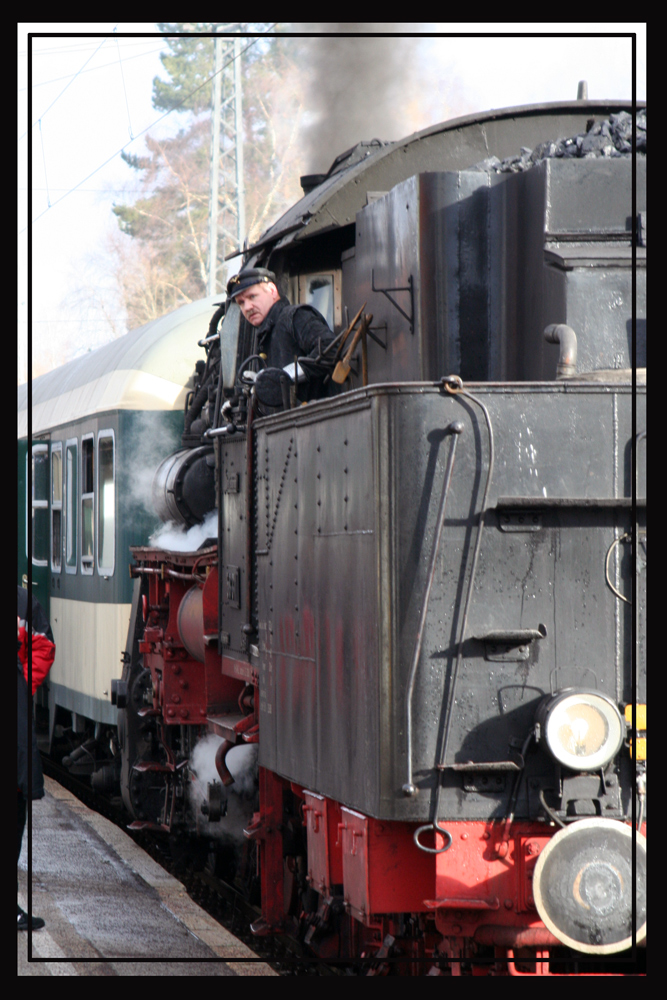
[234,282,280,327]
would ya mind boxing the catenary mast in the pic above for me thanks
[207,24,246,296]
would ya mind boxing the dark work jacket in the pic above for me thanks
[255,297,335,370]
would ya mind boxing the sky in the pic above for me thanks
[18,23,646,384]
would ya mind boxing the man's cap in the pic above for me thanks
[227,267,277,300]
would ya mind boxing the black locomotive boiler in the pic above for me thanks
[29,98,646,975]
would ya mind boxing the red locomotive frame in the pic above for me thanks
[130,544,644,975]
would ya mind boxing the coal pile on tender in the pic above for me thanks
[473,109,646,173]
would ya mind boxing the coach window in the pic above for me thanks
[65,440,78,572]
[31,443,49,566]
[81,434,95,575]
[51,443,62,572]
[97,431,115,576]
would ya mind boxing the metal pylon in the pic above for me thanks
[207,25,246,296]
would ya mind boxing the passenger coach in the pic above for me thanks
[18,296,222,748]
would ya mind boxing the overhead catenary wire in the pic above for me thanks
[28,31,117,131]
[24,26,278,231]
[19,44,166,96]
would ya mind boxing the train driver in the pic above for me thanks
[227,267,337,400]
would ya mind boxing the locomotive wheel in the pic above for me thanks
[128,765,169,826]
[129,667,152,714]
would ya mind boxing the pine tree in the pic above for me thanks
[151,25,219,115]
[109,24,304,327]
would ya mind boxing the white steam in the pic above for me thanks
[187,735,259,841]
[150,509,218,552]
[124,411,184,520]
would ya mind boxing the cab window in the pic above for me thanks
[298,272,341,331]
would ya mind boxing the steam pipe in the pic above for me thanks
[214,739,236,786]
[544,324,578,378]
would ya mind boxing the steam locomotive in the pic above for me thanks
[19,98,646,974]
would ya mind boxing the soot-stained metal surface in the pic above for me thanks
[255,382,644,823]
[346,156,645,387]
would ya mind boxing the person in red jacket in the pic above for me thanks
[17,585,55,931]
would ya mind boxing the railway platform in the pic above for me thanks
[18,777,277,976]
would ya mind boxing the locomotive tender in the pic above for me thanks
[20,99,646,974]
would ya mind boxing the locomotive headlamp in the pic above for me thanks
[537,690,624,771]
